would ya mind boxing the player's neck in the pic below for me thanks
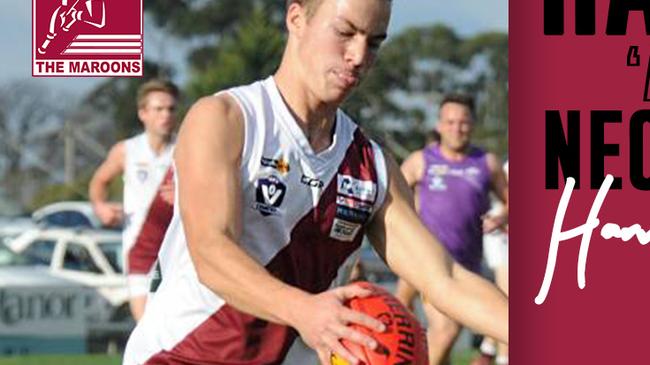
[273,67,338,152]
[439,143,471,162]
[145,132,171,156]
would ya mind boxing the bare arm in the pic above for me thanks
[368,155,508,343]
[394,150,425,307]
[89,142,125,226]
[483,153,509,232]
[400,149,424,189]
[175,94,384,365]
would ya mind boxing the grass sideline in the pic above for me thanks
[0,350,479,364]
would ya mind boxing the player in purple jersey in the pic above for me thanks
[395,94,508,365]
[125,2,507,364]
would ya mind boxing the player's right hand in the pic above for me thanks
[94,202,124,227]
[289,284,386,365]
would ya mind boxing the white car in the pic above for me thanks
[7,227,133,352]
[0,217,37,247]
[8,227,128,309]
[31,201,106,230]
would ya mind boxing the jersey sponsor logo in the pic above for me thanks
[337,175,376,203]
[335,206,371,224]
[336,196,373,212]
[261,156,290,174]
[300,174,324,188]
[33,0,143,76]
[329,218,362,242]
[254,175,286,216]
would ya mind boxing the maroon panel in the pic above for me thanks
[129,167,174,274]
[512,1,650,363]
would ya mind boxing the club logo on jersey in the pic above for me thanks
[33,0,143,76]
[136,169,148,183]
[300,174,324,189]
[337,175,376,202]
[254,175,286,216]
[429,176,447,191]
[329,218,362,242]
[261,157,290,174]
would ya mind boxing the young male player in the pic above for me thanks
[395,95,508,365]
[89,79,178,321]
[123,1,508,364]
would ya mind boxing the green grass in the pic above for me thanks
[0,355,121,365]
[0,350,478,364]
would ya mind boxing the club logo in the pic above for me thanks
[254,176,286,216]
[33,0,143,76]
[136,169,148,183]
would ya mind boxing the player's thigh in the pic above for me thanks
[494,265,508,296]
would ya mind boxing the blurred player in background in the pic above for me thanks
[471,160,509,365]
[395,95,508,365]
[89,79,179,321]
[123,1,507,364]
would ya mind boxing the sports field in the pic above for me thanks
[0,351,477,365]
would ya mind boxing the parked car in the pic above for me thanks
[0,217,37,247]
[31,201,107,229]
[7,227,133,352]
[0,264,92,355]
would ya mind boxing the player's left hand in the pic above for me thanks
[482,214,507,233]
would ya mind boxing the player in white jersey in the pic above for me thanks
[124,1,508,364]
[89,79,178,322]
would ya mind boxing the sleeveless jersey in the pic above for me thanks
[417,144,490,272]
[123,77,388,365]
[123,133,174,275]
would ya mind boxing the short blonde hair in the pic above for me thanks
[136,79,179,109]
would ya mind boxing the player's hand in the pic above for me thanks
[159,180,175,205]
[290,284,386,365]
[482,213,506,233]
[94,202,124,227]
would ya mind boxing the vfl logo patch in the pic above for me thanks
[337,175,376,202]
[261,157,290,174]
[33,0,143,76]
[254,175,286,216]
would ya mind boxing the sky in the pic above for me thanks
[0,0,507,97]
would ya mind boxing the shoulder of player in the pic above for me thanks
[484,152,503,174]
[401,149,426,182]
[104,140,126,168]
[176,94,245,161]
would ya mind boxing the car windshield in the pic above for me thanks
[0,243,45,266]
[98,240,123,273]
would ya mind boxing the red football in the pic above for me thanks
[331,282,429,365]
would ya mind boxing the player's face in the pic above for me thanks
[298,0,390,103]
[139,91,177,138]
[437,102,474,152]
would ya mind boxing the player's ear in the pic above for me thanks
[137,106,147,123]
[286,2,307,38]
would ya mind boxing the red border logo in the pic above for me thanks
[32,0,143,77]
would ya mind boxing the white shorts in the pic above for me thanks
[127,273,151,298]
[483,230,508,269]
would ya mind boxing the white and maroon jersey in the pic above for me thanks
[123,133,174,275]
[123,77,388,365]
